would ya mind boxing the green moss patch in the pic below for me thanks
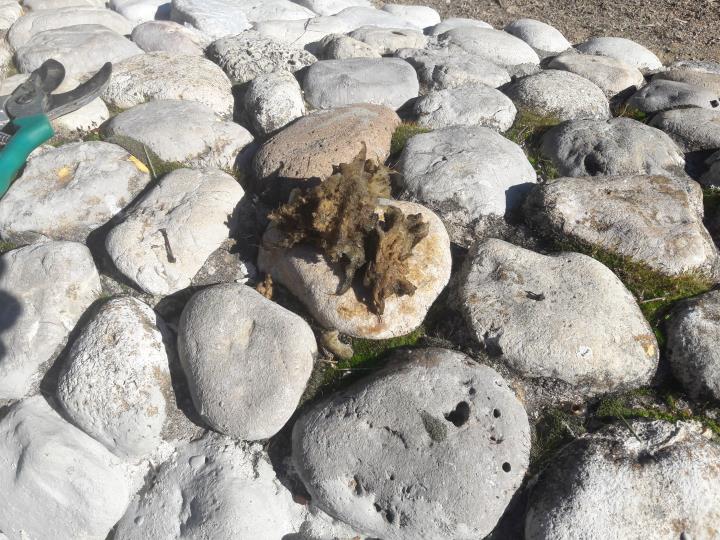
[103,135,185,181]
[615,104,649,123]
[389,122,431,158]
[0,241,17,255]
[530,407,587,473]
[504,110,560,181]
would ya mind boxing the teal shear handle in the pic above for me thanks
[0,114,55,197]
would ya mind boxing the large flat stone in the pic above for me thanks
[170,0,251,40]
[575,36,662,72]
[649,108,720,152]
[437,26,540,72]
[548,52,645,99]
[627,79,720,113]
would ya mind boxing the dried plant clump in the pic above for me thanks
[269,146,428,314]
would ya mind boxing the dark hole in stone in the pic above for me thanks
[502,462,511,472]
[374,503,381,512]
[711,99,719,108]
[445,401,471,427]
[468,387,476,395]
[389,474,395,481]
[386,509,395,524]
[583,153,603,176]
[493,408,501,418]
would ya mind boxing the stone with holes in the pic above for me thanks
[459,239,659,395]
[525,175,718,277]
[56,297,172,458]
[575,36,662,72]
[626,79,720,113]
[106,168,245,296]
[102,51,234,117]
[525,420,720,539]
[0,397,132,540]
[102,99,254,168]
[293,347,530,539]
[397,47,511,90]
[130,20,208,55]
[303,58,419,109]
[0,242,101,400]
[243,70,306,136]
[649,108,720,152]
[14,24,143,80]
[548,52,645,99]
[504,70,610,121]
[413,84,516,131]
[666,290,720,401]
[397,126,536,246]
[348,26,426,55]
[540,117,686,178]
[252,103,400,181]
[503,18,571,57]
[0,141,152,244]
[170,0,251,40]
[114,432,303,538]
[206,31,317,85]
[258,200,451,339]
[178,283,317,439]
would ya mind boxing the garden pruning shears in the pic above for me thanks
[0,59,113,197]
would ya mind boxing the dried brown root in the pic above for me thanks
[255,274,273,300]
[268,145,428,315]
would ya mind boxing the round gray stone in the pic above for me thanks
[292,347,531,540]
[206,31,317,85]
[540,117,685,178]
[626,78,720,113]
[460,239,659,395]
[293,0,371,16]
[525,175,718,277]
[649,107,720,152]
[130,20,207,55]
[426,17,492,36]
[102,99,253,168]
[316,33,380,59]
[170,0,251,40]
[397,126,536,245]
[437,27,540,71]
[548,51,645,99]
[654,67,720,96]
[332,6,419,30]
[525,420,720,539]
[413,84,517,131]
[0,141,152,244]
[0,1,22,31]
[303,57,419,110]
[666,290,720,400]
[575,36,663,72]
[0,242,101,400]
[503,18,571,56]
[381,4,440,28]
[178,283,317,440]
[253,17,353,50]
[244,70,306,136]
[110,0,171,24]
[503,69,610,121]
[57,297,173,458]
[348,25,427,55]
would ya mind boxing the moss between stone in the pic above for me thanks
[0,241,17,255]
[504,110,560,182]
[389,122,431,158]
[615,104,649,123]
[103,134,185,181]
[530,407,586,474]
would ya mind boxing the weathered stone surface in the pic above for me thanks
[649,108,720,152]
[252,103,400,181]
[548,52,645,99]
[525,421,720,539]
[525,175,718,276]
[241,0,316,23]
[102,51,234,117]
[0,38,12,78]
[303,58,419,109]
[316,33,381,59]
[115,433,302,539]
[332,6,419,30]
[397,126,536,245]
[540,117,685,178]
[437,27,540,71]
[106,168,244,296]
[130,20,207,55]
[0,397,132,540]
[293,347,530,540]
[253,16,351,50]
[23,0,106,9]
[348,25,426,55]
[244,70,305,136]
[426,17,492,36]
[258,200,451,339]
[0,141,151,244]
[206,31,317,84]
[293,0,371,16]
[413,84,516,131]
[576,36,663,72]
[102,99,253,168]
[666,290,720,400]
[627,79,720,113]
[381,4,440,28]
[654,67,720,95]
[7,5,134,49]
[178,283,316,439]
[0,242,101,399]
[504,69,610,121]
[397,47,511,90]
[460,239,658,395]
[110,0,171,24]
[0,0,22,31]
[170,0,251,40]
[15,24,142,79]
[504,18,571,56]
[57,297,172,458]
